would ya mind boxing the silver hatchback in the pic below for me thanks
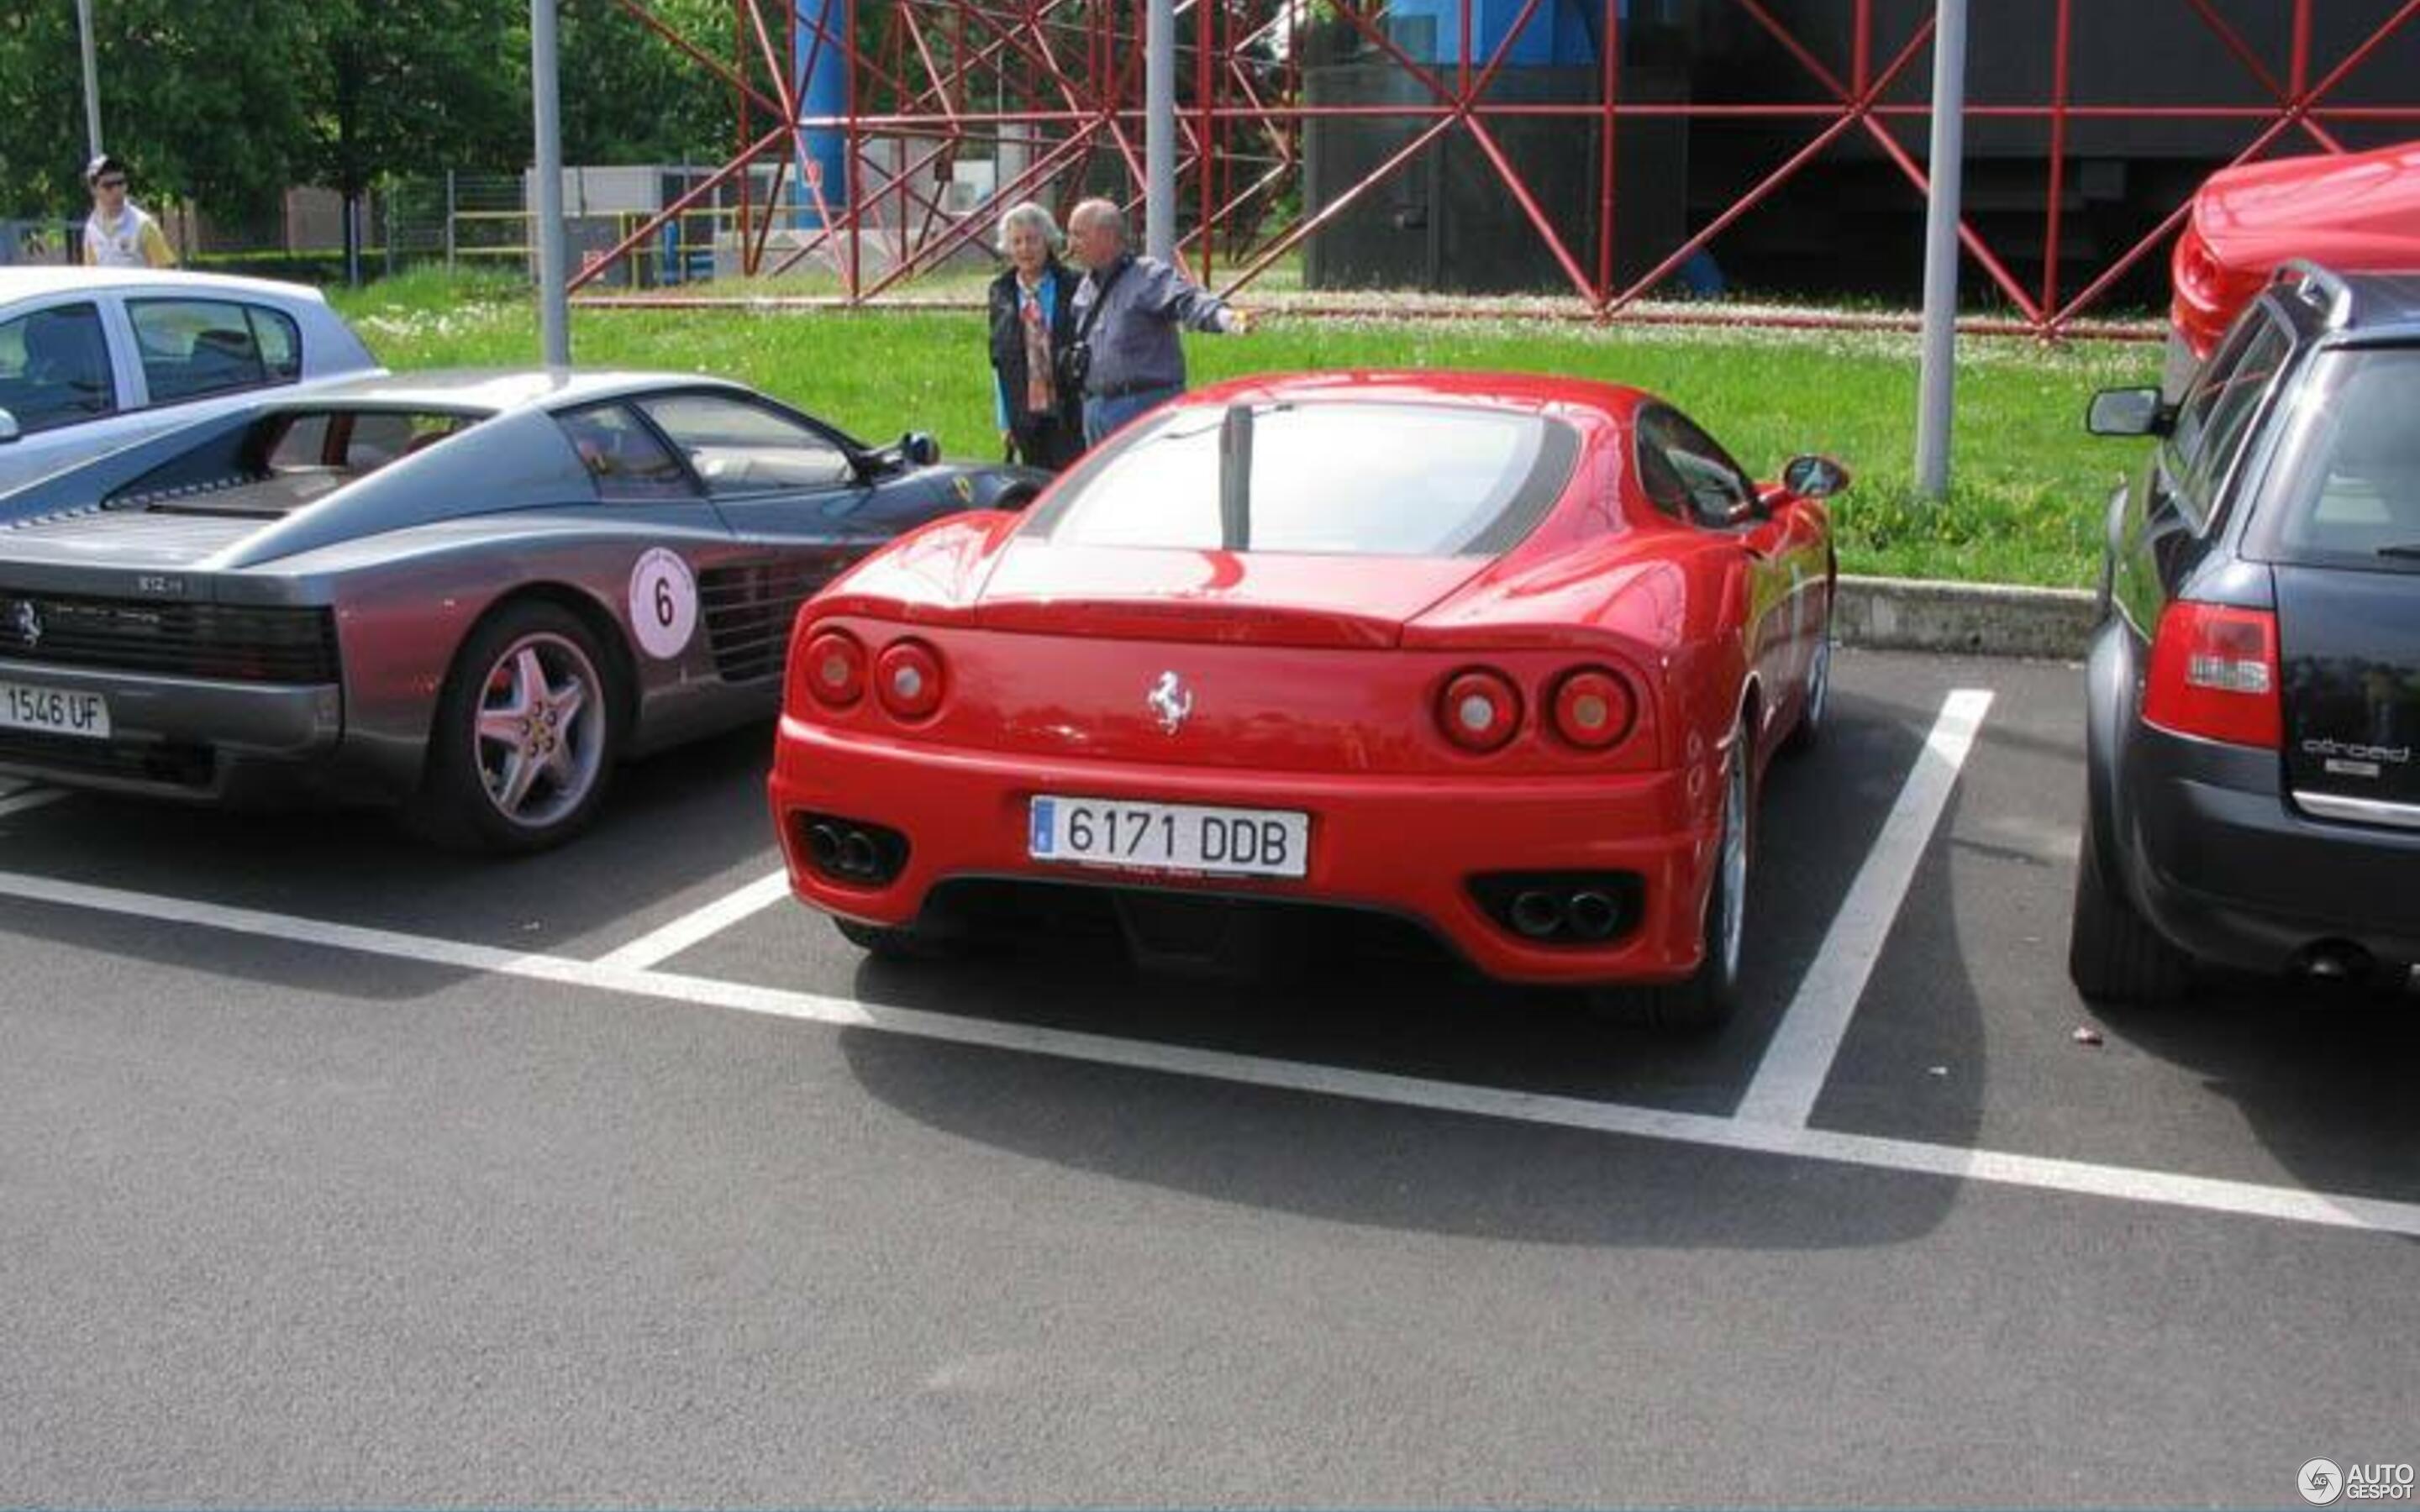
[0,267,381,492]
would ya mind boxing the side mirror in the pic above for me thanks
[1782,454,1849,498]
[2087,386,2169,438]
[0,408,18,444]
[901,430,940,468]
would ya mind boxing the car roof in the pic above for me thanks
[0,265,336,307]
[1176,369,1649,419]
[268,367,757,416]
[2266,262,2420,342]
[2334,270,2420,330]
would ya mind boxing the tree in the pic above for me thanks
[305,0,529,273]
[0,0,315,222]
[559,0,734,165]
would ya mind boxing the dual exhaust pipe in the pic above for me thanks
[801,815,905,885]
[1507,886,1625,943]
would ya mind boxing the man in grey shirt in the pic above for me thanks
[1065,198,1253,445]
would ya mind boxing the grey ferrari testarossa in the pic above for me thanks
[0,369,1044,850]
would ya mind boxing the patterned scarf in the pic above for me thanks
[1020,278,1055,417]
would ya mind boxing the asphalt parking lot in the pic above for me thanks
[2,647,2413,1506]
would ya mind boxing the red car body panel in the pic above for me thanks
[770,370,1833,988]
[2174,140,2420,360]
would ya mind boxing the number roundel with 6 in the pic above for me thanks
[627,548,700,660]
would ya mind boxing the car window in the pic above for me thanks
[129,299,298,405]
[1034,400,1576,557]
[1637,406,1754,528]
[265,409,473,473]
[557,402,697,502]
[0,302,117,434]
[2259,348,2420,566]
[104,407,485,516]
[248,307,301,382]
[638,392,856,494]
[2170,307,2291,512]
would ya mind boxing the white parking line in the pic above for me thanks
[0,787,66,820]
[0,864,2414,1240]
[594,869,794,971]
[1737,688,1995,1128]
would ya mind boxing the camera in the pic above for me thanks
[1055,341,1092,394]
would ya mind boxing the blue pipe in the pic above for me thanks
[793,0,850,229]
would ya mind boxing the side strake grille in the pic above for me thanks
[0,589,339,684]
[702,558,850,684]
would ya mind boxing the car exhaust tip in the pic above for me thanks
[804,822,843,869]
[2294,939,2375,983]
[1567,890,1621,941]
[1509,890,1565,940]
[837,830,880,877]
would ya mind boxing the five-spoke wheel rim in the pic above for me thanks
[471,632,605,829]
[1717,732,1749,980]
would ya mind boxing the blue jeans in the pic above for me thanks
[1083,385,1181,446]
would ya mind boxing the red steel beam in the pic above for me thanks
[597,0,2420,336]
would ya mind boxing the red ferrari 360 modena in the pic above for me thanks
[769,371,1842,1029]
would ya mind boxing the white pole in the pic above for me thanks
[1913,0,1968,501]
[76,0,103,159]
[1145,0,1176,262]
[530,0,572,366]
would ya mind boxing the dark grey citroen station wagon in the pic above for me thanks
[2074,261,2420,1004]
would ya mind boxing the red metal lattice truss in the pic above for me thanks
[576,0,2420,336]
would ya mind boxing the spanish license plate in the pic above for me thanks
[1028,795,1309,879]
[0,680,109,739]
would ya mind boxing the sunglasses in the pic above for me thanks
[95,178,128,189]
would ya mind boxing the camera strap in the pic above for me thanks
[1073,255,1131,346]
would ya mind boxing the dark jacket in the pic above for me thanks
[988,260,1084,438]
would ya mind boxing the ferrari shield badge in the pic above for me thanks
[952,475,976,505]
[1148,671,1193,734]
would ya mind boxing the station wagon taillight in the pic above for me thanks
[2144,601,2281,748]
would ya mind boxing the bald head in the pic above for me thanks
[1068,198,1128,270]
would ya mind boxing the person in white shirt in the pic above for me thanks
[80,155,176,269]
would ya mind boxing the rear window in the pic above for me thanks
[265,409,475,474]
[105,407,482,516]
[1032,401,1579,556]
[2254,348,2420,570]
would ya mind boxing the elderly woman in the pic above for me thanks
[986,201,1086,472]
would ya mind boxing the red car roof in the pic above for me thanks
[2195,140,2420,270]
[1176,368,1650,420]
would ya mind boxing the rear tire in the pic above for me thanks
[408,601,621,853]
[1619,716,1752,1033]
[2067,803,2191,1005]
[1781,617,1831,758]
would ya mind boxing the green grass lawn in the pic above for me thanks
[335,268,2160,587]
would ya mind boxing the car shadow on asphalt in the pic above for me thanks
[829,1019,1970,1249]
[0,720,784,957]
[2095,982,2420,1211]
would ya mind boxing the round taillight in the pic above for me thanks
[1550,668,1634,749]
[1439,669,1521,753]
[875,638,945,720]
[803,630,865,707]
